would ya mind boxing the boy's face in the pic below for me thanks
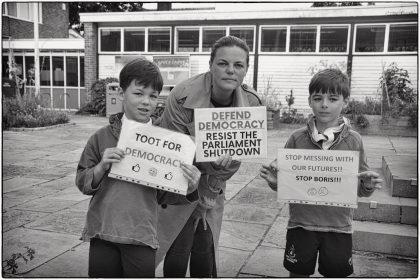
[308,91,348,130]
[121,79,159,123]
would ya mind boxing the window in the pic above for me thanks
[355,25,385,52]
[25,56,35,85]
[66,57,78,87]
[124,29,145,52]
[177,28,199,52]
[2,56,9,78]
[80,57,85,87]
[290,26,316,52]
[320,26,348,53]
[100,29,121,52]
[261,27,287,52]
[229,27,254,52]
[388,24,418,52]
[202,28,226,52]
[52,57,64,86]
[14,56,24,80]
[40,56,50,86]
[148,28,170,52]
[4,3,42,22]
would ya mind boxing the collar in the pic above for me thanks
[182,72,250,109]
[307,116,350,150]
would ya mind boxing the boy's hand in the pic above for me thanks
[180,162,201,194]
[99,147,125,172]
[260,160,278,191]
[358,171,383,191]
[211,155,233,170]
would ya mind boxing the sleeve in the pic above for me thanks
[160,87,191,134]
[75,134,103,195]
[357,139,374,197]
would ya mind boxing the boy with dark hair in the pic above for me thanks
[260,68,382,277]
[76,58,200,277]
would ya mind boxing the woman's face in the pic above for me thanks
[210,46,248,98]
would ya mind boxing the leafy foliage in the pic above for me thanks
[2,94,69,130]
[69,3,145,33]
[258,75,282,111]
[379,62,417,126]
[2,247,35,274]
[77,77,119,116]
[280,90,306,124]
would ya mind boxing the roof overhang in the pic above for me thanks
[3,38,84,50]
[79,3,417,23]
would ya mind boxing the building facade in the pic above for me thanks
[80,3,418,113]
[2,2,86,110]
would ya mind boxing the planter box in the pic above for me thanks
[355,115,416,137]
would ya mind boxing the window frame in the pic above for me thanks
[259,24,350,55]
[175,27,201,53]
[201,26,228,53]
[227,26,256,53]
[3,3,42,24]
[98,26,172,54]
[387,22,418,54]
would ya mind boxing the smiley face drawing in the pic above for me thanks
[307,188,317,196]
[318,187,328,196]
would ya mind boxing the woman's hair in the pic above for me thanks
[209,35,250,66]
[309,68,350,99]
[119,57,163,92]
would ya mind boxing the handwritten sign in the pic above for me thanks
[277,149,360,208]
[194,106,267,162]
[108,119,196,195]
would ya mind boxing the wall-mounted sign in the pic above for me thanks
[153,55,190,86]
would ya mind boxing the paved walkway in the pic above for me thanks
[2,115,418,277]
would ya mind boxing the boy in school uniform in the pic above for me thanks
[260,68,382,277]
[75,58,200,277]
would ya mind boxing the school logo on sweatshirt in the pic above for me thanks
[286,245,297,263]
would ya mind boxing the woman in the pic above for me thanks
[156,36,262,277]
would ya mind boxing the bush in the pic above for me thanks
[342,97,381,116]
[77,77,119,116]
[2,95,70,130]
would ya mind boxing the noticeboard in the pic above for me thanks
[153,55,190,86]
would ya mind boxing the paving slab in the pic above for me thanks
[42,150,84,163]
[25,209,86,236]
[225,182,246,201]
[389,136,418,154]
[240,246,290,277]
[2,177,50,193]
[2,228,83,274]
[2,164,42,179]
[2,209,49,232]
[49,186,88,201]
[13,197,80,213]
[2,150,52,165]
[219,220,268,251]
[24,242,89,278]
[230,179,281,209]
[223,204,279,225]
[400,197,418,225]
[234,161,265,176]
[261,216,288,249]
[71,199,91,212]
[227,174,257,184]
[218,246,252,278]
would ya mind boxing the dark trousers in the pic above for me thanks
[163,215,216,277]
[89,238,156,278]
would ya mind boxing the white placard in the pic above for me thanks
[194,106,267,162]
[109,119,196,195]
[277,149,360,208]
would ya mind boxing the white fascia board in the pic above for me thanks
[79,4,417,23]
[3,39,84,50]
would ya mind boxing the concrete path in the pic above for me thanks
[2,115,418,277]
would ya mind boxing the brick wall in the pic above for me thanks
[2,3,68,39]
[84,22,98,100]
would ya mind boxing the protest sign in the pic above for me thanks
[277,149,360,208]
[194,106,267,162]
[108,119,196,195]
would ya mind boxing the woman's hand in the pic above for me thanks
[212,155,233,170]
[260,160,278,191]
[180,162,201,194]
[358,170,383,191]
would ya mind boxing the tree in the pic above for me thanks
[69,3,145,34]
[312,2,362,7]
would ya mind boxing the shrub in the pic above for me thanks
[2,95,69,130]
[77,77,119,116]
